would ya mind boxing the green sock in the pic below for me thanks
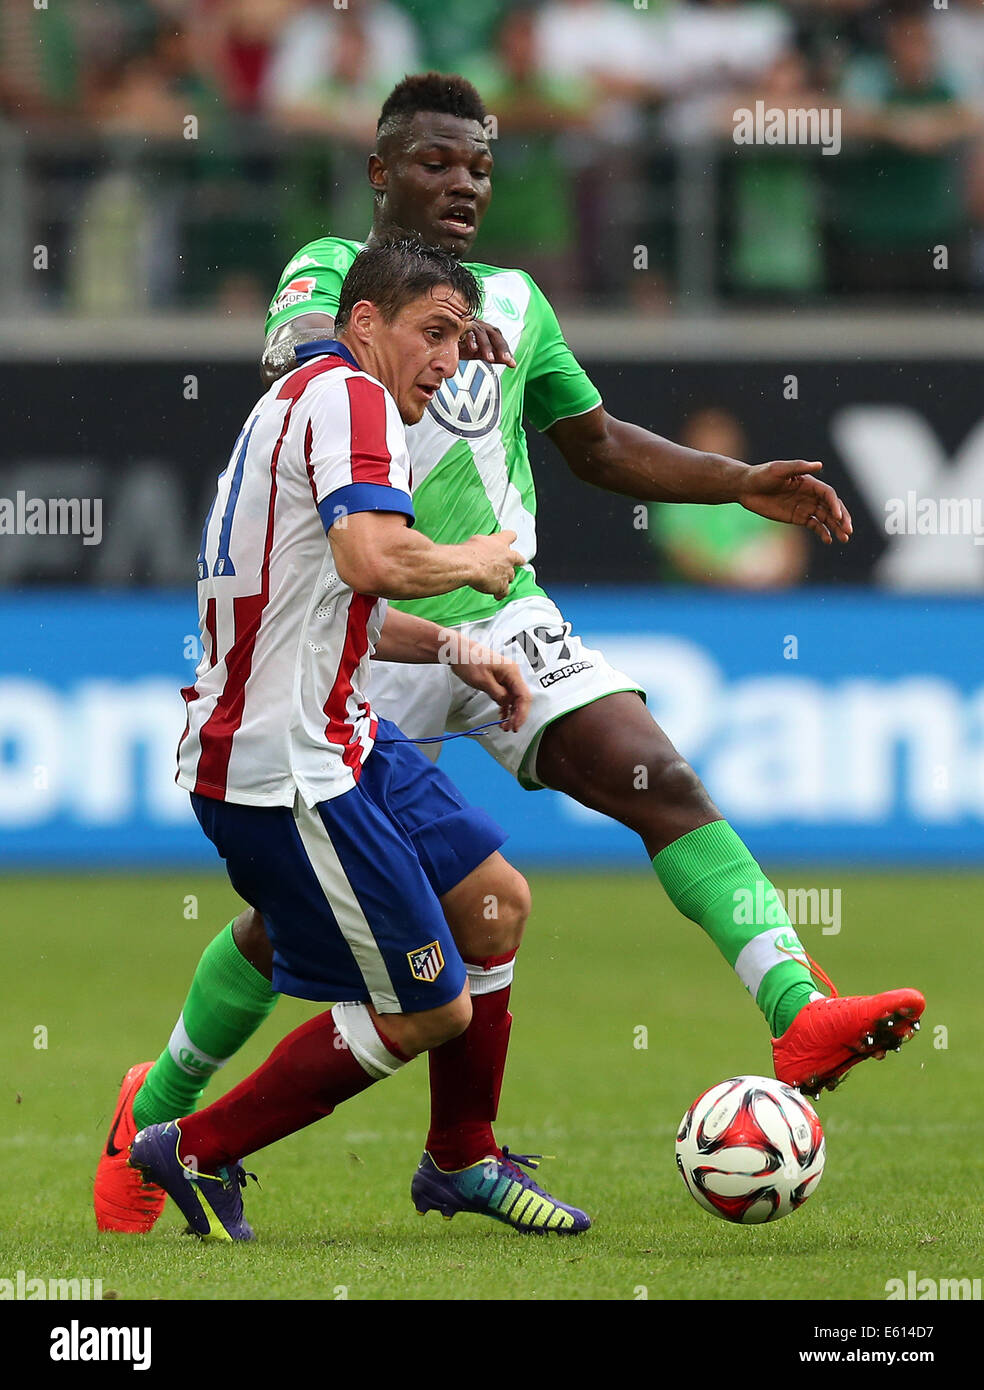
[132,922,279,1129]
[653,820,819,1037]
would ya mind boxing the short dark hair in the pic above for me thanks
[335,237,483,331]
[376,72,486,149]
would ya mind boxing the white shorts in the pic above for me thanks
[368,595,644,789]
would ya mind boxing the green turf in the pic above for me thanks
[2,870,979,1301]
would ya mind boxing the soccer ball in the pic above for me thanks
[675,1075,825,1224]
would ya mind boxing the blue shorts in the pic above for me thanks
[191,719,506,1013]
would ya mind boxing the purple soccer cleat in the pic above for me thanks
[128,1121,257,1242]
[411,1147,591,1234]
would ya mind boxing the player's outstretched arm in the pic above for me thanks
[735,460,853,546]
[329,511,526,602]
[375,610,530,732]
[443,634,530,732]
[547,405,852,543]
[260,312,338,387]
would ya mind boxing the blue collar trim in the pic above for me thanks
[293,338,359,370]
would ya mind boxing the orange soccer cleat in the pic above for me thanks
[93,1062,167,1233]
[773,975,925,1098]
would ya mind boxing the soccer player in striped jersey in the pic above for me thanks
[97,74,924,1238]
[125,240,590,1239]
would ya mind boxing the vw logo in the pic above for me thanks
[427,361,502,439]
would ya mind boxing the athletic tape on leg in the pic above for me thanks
[331,1002,407,1080]
[465,959,515,997]
[167,1012,229,1079]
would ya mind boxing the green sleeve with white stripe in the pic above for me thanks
[264,236,364,336]
[521,274,602,433]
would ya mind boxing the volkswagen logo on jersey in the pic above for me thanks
[426,360,502,439]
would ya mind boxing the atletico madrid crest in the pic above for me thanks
[407,941,445,982]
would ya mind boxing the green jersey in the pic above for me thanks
[266,237,602,626]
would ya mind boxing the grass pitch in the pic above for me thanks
[2,869,979,1301]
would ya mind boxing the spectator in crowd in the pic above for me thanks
[394,0,503,75]
[0,0,81,121]
[264,3,420,259]
[719,42,826,297]
[831,2,980,294]
[531,0,658,300]
[78,19,272,315]
[639,1,796,307]
[463,4,595,301]
[194,0,300,116]
[657,0,794,139]
[265,7,404,142]
[665,0,794,95]
[931,0,984,292]
[85,23,221,138]
[935,0,984,113]
[648,407,808,589]
[263,0,420,116]
[533,0,654,122]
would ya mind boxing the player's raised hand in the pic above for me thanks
[465,530,527,600]
[459,319,516,368]
[738,460,853,545]
[444,637,531,733]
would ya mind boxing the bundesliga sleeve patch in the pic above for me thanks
[407,942,445,983]
[271,276,316,315]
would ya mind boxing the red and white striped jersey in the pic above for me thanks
[176,341,415,807]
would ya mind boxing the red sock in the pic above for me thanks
[425,952,515,1170]
[176,1010,402,1171]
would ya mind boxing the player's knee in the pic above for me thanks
[441,987,473,1042]
[628,755,707,829]
[405,988,472,1054]
[485,867,529,954]
[232,908,274,980]
[650,754,704,800]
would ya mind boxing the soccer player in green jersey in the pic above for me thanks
[96,73,924,1239]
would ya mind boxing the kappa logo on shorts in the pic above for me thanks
[407,941,445,983]
[540,660,593,688]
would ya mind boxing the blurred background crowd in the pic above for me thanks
[2,0,983,315]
